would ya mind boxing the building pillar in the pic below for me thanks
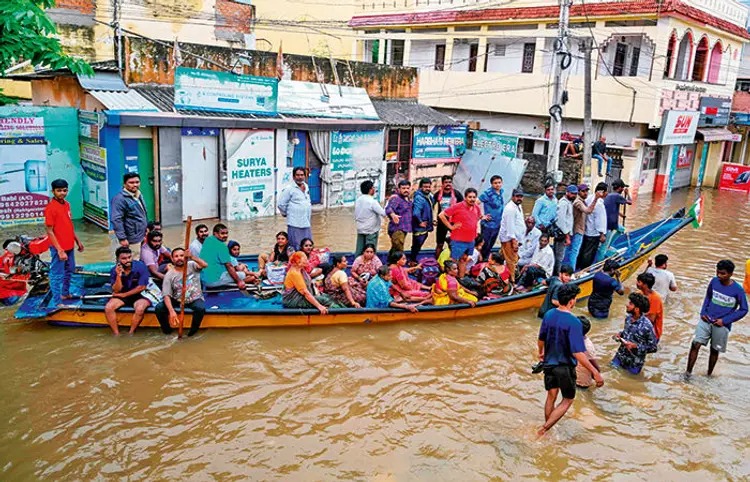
[477,32,488,72]
[378,30,386,64]
[444,27,455,71]
[403,29,412,67]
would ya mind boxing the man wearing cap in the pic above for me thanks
[578,182,608,269]
[563,184,602,272]
[499,189,526,282]
[553,185,577,275]
[44,179,84,304]
[597,179,632,261]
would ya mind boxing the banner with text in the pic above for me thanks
[80,142,109,229]
[412,125,467,164]
[174,67,278,115]
[329,130,385,206]
[471,130,519,159]
[0,117,48,226]
[718,163,750,193]
[225,129,276,220]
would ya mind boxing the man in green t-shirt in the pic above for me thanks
[200,223,247,289]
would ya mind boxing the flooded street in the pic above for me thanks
[1,189,749,480]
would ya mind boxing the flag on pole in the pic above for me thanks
[688,194,704,228]
[276,41,284,80]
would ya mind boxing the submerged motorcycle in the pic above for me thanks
[0,235,49,305]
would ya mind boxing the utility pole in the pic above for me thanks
[547,0,572,179]
[114,0,123,73]
[582,37,593,183]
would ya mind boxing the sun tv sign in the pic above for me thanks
[658,110,700,145]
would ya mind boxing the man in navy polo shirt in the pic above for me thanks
[537,283,604,437]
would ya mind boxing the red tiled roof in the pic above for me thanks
[732,91,750,114]
[349,0,750,40]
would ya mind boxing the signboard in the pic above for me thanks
[329,130,384,206]
[471,130,519,158]
[676,144,695,169]
[79,111,104,144]
[412,125,467,163]
[698,97,731,127]
[731,112,750,125]
[225,129,276,220]
[174,67,278,115]
[658,110,700,145]
[718,162,750,193]
[0,117,48,226]
[80,143,109,229]
[278,80,379,120]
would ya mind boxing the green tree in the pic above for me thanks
[0,0,92,104]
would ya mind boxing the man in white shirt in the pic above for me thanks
[354,180,386,255]
[499,189,526,282]
[553,185,577,275]
[645,254,678,301]
[517,233,555,289]
[519,215,542,269]
[578,182,608,269]
[189,224,209,258]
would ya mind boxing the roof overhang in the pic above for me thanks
[696,128,742,142]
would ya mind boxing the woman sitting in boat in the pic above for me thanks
[259,231,295,276]
[475,252,513,298]
[367,266,422,312]
[282,251,338,314]
[350,244,382,289]
[323,255,366,308]
[227,240,260,283]
[432,260,479,307]
[299,238,324,279]
[388,251,432,302]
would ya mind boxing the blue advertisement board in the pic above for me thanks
[174,67,278,115]
[412,125,467,164]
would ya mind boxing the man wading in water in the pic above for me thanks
[537,284,603,437]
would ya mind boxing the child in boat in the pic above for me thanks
[575,316,601,389]
[432,260,479,306]
[299,238,324,279]
[227,240,260,284]
[367,266,423,312]
[258,231,295,276]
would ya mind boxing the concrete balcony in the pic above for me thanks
[417,69,660,125]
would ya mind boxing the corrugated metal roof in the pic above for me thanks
[372,99,458,126]
[7,60,119,80]
[88,90,160,112]
[77,72,128,92]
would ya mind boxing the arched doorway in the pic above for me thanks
[707,41,723,83]
[692,36,709,81]
[664,31,677,78]
[674,32,693,80]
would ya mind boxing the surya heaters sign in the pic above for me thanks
[658,110,700,145]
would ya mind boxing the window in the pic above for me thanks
[469,43,479,72]
[435,44,446,71]
[494,44,506,56]
[612,43,627,76]
[522,43,535,73]
[708,42,723,84]
[692,37,709,82]
[386,128,412,164]
[389,39,405,66]
[629,47,640,77]
[664,34,676,78]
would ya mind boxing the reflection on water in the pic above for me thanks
[1,189,749,480]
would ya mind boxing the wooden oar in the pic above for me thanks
[178,216,193,339]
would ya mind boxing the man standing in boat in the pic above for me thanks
[563,184,601,271]
[354,180,387,255]
[552,185,577,276]
[686,259,748,377]
[499,189,526,283]
[434,175,463,258]
[155,248,208,337]
[478,175,505,260]
[385,180,413,257]
[44,179,84,305]
[438,188,487,262]
[278,167,312,250]
[111,173,149,256]
[411,178,435,262]
[537,284,604,437]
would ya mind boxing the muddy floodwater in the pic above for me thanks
[1,189,749,480]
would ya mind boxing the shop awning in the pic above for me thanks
[633,137,658,146]
[88,89,160,112]
[697,128,742,142]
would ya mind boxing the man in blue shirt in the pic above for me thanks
[537,284,604,437]
[532,182,558,234]
[478,175,505,260]
[587,259,625,318]
[612,292,658,375]
[104,246,153,335]
[597,178,632,261]
[687,260,749,376]
[411,178,435,262]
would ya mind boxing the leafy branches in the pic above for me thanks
[0,0,92,104]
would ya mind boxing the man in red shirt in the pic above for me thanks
[438,188,488,259]
[44,179,84,304]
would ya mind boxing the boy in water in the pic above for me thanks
[686,260,748,376]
